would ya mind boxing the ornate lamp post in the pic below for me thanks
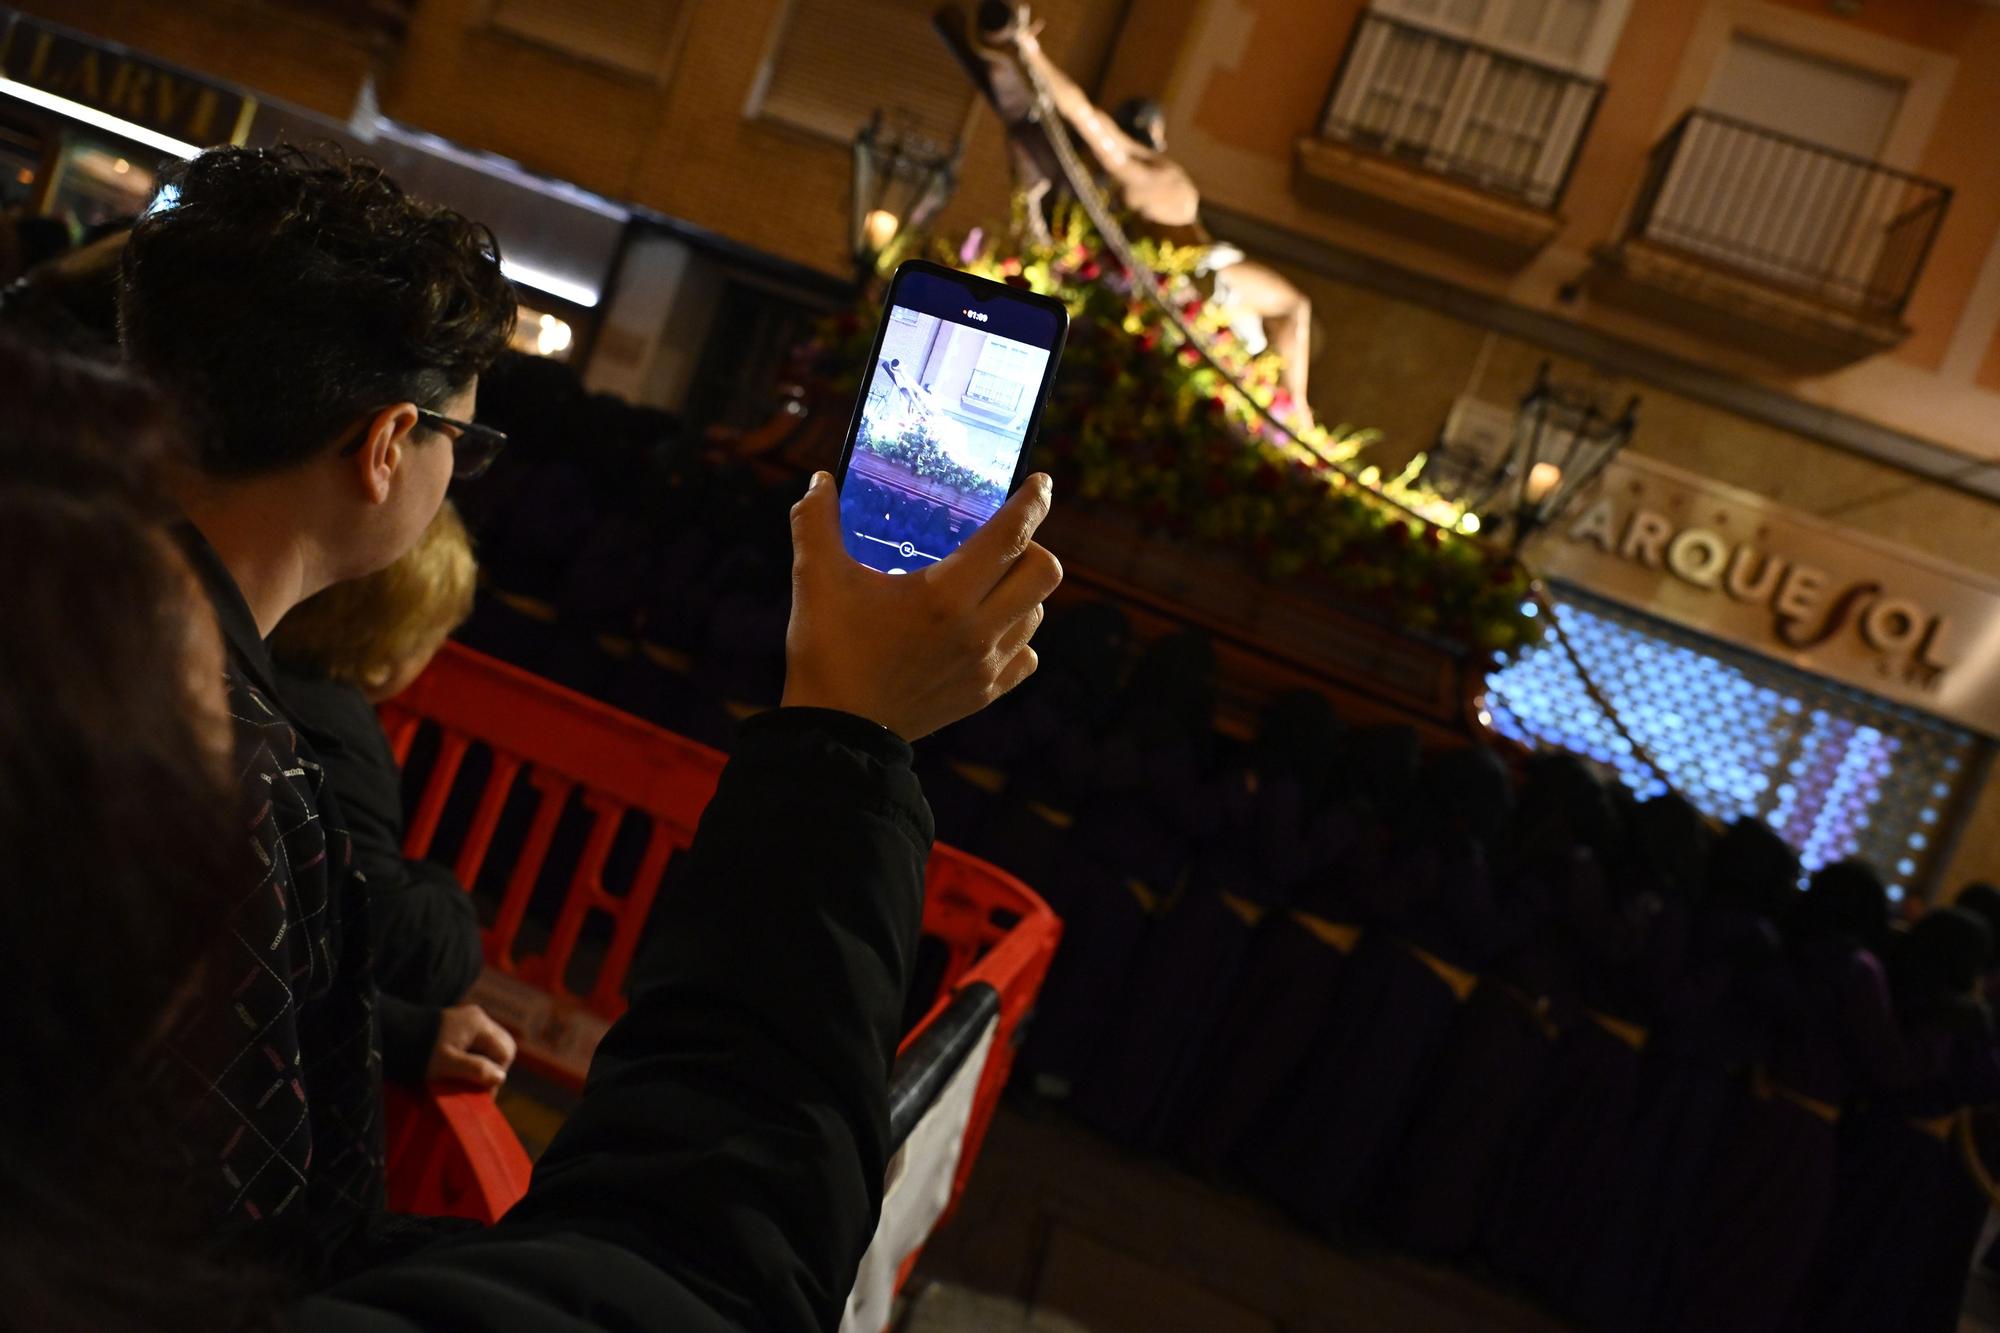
[850,111,960,285]
[1466,361,1639,552]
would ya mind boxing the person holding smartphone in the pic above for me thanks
[2,331,1064,1330]
[309,466,1063,1331]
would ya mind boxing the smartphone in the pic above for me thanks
[833,260,1069,575]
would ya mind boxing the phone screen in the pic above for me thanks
[835,262,1068,575]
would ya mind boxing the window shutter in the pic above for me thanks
[759,0,972,146]
[487,0,687,78]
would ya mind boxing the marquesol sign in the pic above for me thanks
[1532,453,2000,736]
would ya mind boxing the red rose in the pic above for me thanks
[1078,260,1102,281]
[1137,330,1159,353]
[1182,298,1205,318]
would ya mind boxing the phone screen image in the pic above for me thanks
[836,263,1067,575]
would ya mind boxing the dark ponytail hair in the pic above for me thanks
[0,336,276,1331]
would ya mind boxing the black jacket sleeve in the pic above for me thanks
[287,708,931,1333]
[376,993,444,1090]
[275,669,485,1007]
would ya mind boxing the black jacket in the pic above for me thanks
[177,527,483,1279]
[272,669,485,1082]
[288,707,931,1331]
[172,525,389,1249]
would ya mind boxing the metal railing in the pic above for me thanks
[1316,11,1605,211]
[1625,109,1952,318]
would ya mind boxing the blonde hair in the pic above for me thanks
[272,501,476,688]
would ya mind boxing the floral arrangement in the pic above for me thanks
[855,414,1007,510]
[804,208,1540,655]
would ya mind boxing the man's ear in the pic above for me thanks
[348,403,422,505]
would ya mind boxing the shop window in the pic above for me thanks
[45,138,156,231]
[507,306,576,363]
[754,0,971,147]
[486,0,688,79]
[1487,585,1982,902]
[0,116,40,213]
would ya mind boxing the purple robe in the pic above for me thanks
[1076,750,1342,1148]
[1384,856,1590,1258]
[1800,1010,1999,1333]
[1566,904,1782,1332]
[1246,836,1504,1234]
[1169,812,1375,1176]
[1664,942,1933,1333]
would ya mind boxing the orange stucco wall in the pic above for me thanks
[1145,0,2000,466]
[1896,10,2000,371]
[16,0,1126,276]
[1762,0,1980,51]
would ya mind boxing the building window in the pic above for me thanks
[1633,35,1932,313]
[1374,0,1606,67]
[1487,585,1982,902]
[1316,1,1621,210]
[753,0,971,146]
[486,0,689,80]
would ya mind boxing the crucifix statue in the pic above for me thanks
[937,1,1319,422]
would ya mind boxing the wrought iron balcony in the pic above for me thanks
[1314,11,1605,212]
[1623,109,1951,320]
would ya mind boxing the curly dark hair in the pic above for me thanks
[119,144,515,477]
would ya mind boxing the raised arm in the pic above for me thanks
[291,474,1062,1332]
[1004,14,1146,173]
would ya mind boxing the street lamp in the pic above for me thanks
[1471,361,1639,552]
[850,110,960,284]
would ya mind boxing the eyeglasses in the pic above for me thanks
[337,407,508,480]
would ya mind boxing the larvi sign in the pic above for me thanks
[1532,454,2000,737]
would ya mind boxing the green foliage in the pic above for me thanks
[804,207,1540,655]
[862,414,1007,508]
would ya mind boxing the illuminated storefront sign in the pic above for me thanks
[1533,454,2000,736]
[0,14,255,149]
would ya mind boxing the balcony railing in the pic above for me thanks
[1625,109,1952,319]
[1317,11,1605,212]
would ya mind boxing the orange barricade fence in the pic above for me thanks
[377,643,1063,1309]
[382,1082,536,1224]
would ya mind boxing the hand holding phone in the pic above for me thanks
[833,261,1068,575]
[783,469,1062,741]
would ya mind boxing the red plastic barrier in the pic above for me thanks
[382,1083,535,1224]
[378,643,1061,1240]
